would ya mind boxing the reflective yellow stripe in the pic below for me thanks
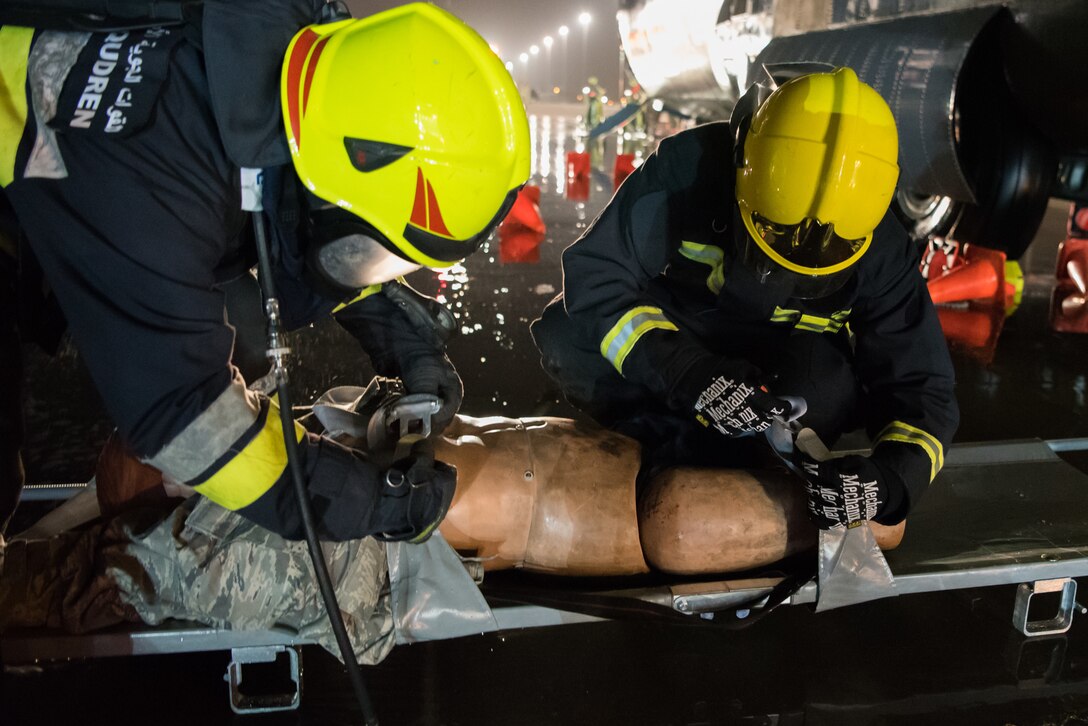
[332,283,381,313]
[600,305,678,374]
[876,420,945,482]
[0,27,32,187]
[771,307,851,333]
[771,306,800,323]
[194,399,306,511]
[796,313,833,332]
[678,241,725,294]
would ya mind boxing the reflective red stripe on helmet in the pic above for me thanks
[303,37,330,116]
[285,28,320,147]
[409,167,453,238]
[425,179,451,236]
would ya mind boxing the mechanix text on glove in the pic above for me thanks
[693,374,791,437]
[800,455,886,530]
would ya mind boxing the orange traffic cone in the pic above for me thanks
[565,174,590,201]
[1063,245,1087,294]
[919,238,960,280]
[936,305,1004,365]
[927,244,1006,304]
[1050,238,1088,332]
[500,184,546,234]
[499,226,545,264]
[566,150,590,180]
[613,153,636,190]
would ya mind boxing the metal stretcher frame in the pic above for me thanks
[5,438,1088,667]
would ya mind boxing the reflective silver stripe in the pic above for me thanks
[876,420,945,482]
[600,305,679,374]
[147,373,262,482]
[679,241,725,295]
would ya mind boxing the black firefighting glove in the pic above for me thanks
[398,352,463,436]
[372,438,457,544]
[680,356,794,438]
[334,290,462,435]
[240,435,455,543]
[796,450,907,530]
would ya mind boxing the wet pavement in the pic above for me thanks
[7,104,1088,725]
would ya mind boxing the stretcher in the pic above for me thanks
[5,436,1088,714]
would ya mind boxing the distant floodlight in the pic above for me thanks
[553,86,561,94]
[559,25,570,37]
[530,44,540,55]
[652,98,665,112]
[601,95,608,103]
[582,86,591,94]
[520,52,529,63]
[578,12,592,26]
[506,61,515,71]
[543,36,554,48]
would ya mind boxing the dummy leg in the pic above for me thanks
[437,415,650,575]
[92,413,904,579]
[638,465,905,575]
[437,416,903,577]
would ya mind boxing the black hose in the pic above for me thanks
[252,211,379,725]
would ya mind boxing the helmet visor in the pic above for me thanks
[748,211,869,274]
[736,224,856,300]
[315,233,423,288]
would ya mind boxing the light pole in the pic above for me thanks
[558,25,569,99]
[529,44,540,94]
[543,35,554,95]
[578,11,592,88]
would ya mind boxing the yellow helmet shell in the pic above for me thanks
[736,67,899,274]
[282,3,530,267]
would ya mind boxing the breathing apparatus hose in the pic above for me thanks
[252,212,379,726]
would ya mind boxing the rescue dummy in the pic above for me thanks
[0,3,530,539]
[533,67,959,534]
[0,399,904,662]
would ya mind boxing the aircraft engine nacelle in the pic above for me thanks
[621,0,1088,259]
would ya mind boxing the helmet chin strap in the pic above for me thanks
[756,259,774,286]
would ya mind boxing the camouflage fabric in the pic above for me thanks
[116,496,394,664]
[0,509,156,633]
[0,497,395,665]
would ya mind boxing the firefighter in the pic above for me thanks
[0,2,530,540]
[532,68,958,530]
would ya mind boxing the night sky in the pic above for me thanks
[345,0,624,98]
